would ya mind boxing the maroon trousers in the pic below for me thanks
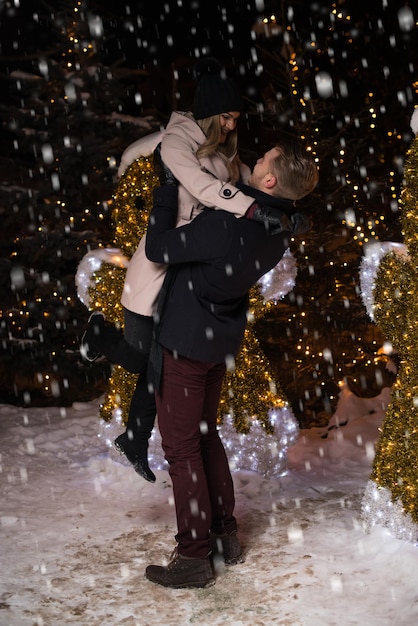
[156,348,238,559]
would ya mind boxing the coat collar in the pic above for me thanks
[237,182,294,213]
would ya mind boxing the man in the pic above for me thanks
[143,139,319,589]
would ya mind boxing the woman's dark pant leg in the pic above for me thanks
[123,309,156,444]
[88,308,152,373]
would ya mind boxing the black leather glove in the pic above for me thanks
[250,204,293,235]
[291,213,312,235]
[153,143,178,186]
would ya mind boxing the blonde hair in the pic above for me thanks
[195,115,239,181]
[270,140,319,200]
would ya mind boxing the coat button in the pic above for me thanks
[223,189,232,197]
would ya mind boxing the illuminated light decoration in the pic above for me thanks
[360,109,418,539]
[99,402,299,478]
[76,156,158,424]
[257,248,297,302]
[75,248,129,308]
[359,241,408,321]
[77,155,299,473]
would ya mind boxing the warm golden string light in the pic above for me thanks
[371,131,418,522]
[89,157,158,423]
[220,323,288,434]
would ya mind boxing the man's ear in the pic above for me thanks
[264,174,277,190]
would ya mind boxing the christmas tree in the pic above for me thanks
[0,0,165,405]
[76,148,300,476]
[246,1,415,426]
[361,109,418,542]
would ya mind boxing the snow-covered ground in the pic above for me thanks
[1,385,418,626]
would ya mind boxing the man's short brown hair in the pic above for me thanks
[270,139,319,200]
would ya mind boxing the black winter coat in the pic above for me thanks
[145,184,292,363]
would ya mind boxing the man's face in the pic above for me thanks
[248,147,281,189]
[218,111,240,143]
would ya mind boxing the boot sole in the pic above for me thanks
[224,554,245,565]
[114,438,156,483]
[145,573,215,589]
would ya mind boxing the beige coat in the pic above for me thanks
[121,111,254,316]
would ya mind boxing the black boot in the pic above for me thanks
[145,548,215,589]
[210,530,244,565]
[114,432,156,483]
[80,312,105,362]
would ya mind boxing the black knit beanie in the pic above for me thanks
[192,57,243,120]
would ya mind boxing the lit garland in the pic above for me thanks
[79,153,297,437]
[220,324,287,434]
[88,156,159,424]
[361,110,418,540]
[359,241,408,322]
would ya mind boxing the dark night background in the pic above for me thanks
[0,0,417,426]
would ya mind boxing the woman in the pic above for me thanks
[81,58,282,481]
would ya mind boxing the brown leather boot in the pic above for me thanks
[210,530,244,565]
[145,549,215,589]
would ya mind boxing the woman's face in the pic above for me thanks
[218,111,240,142]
